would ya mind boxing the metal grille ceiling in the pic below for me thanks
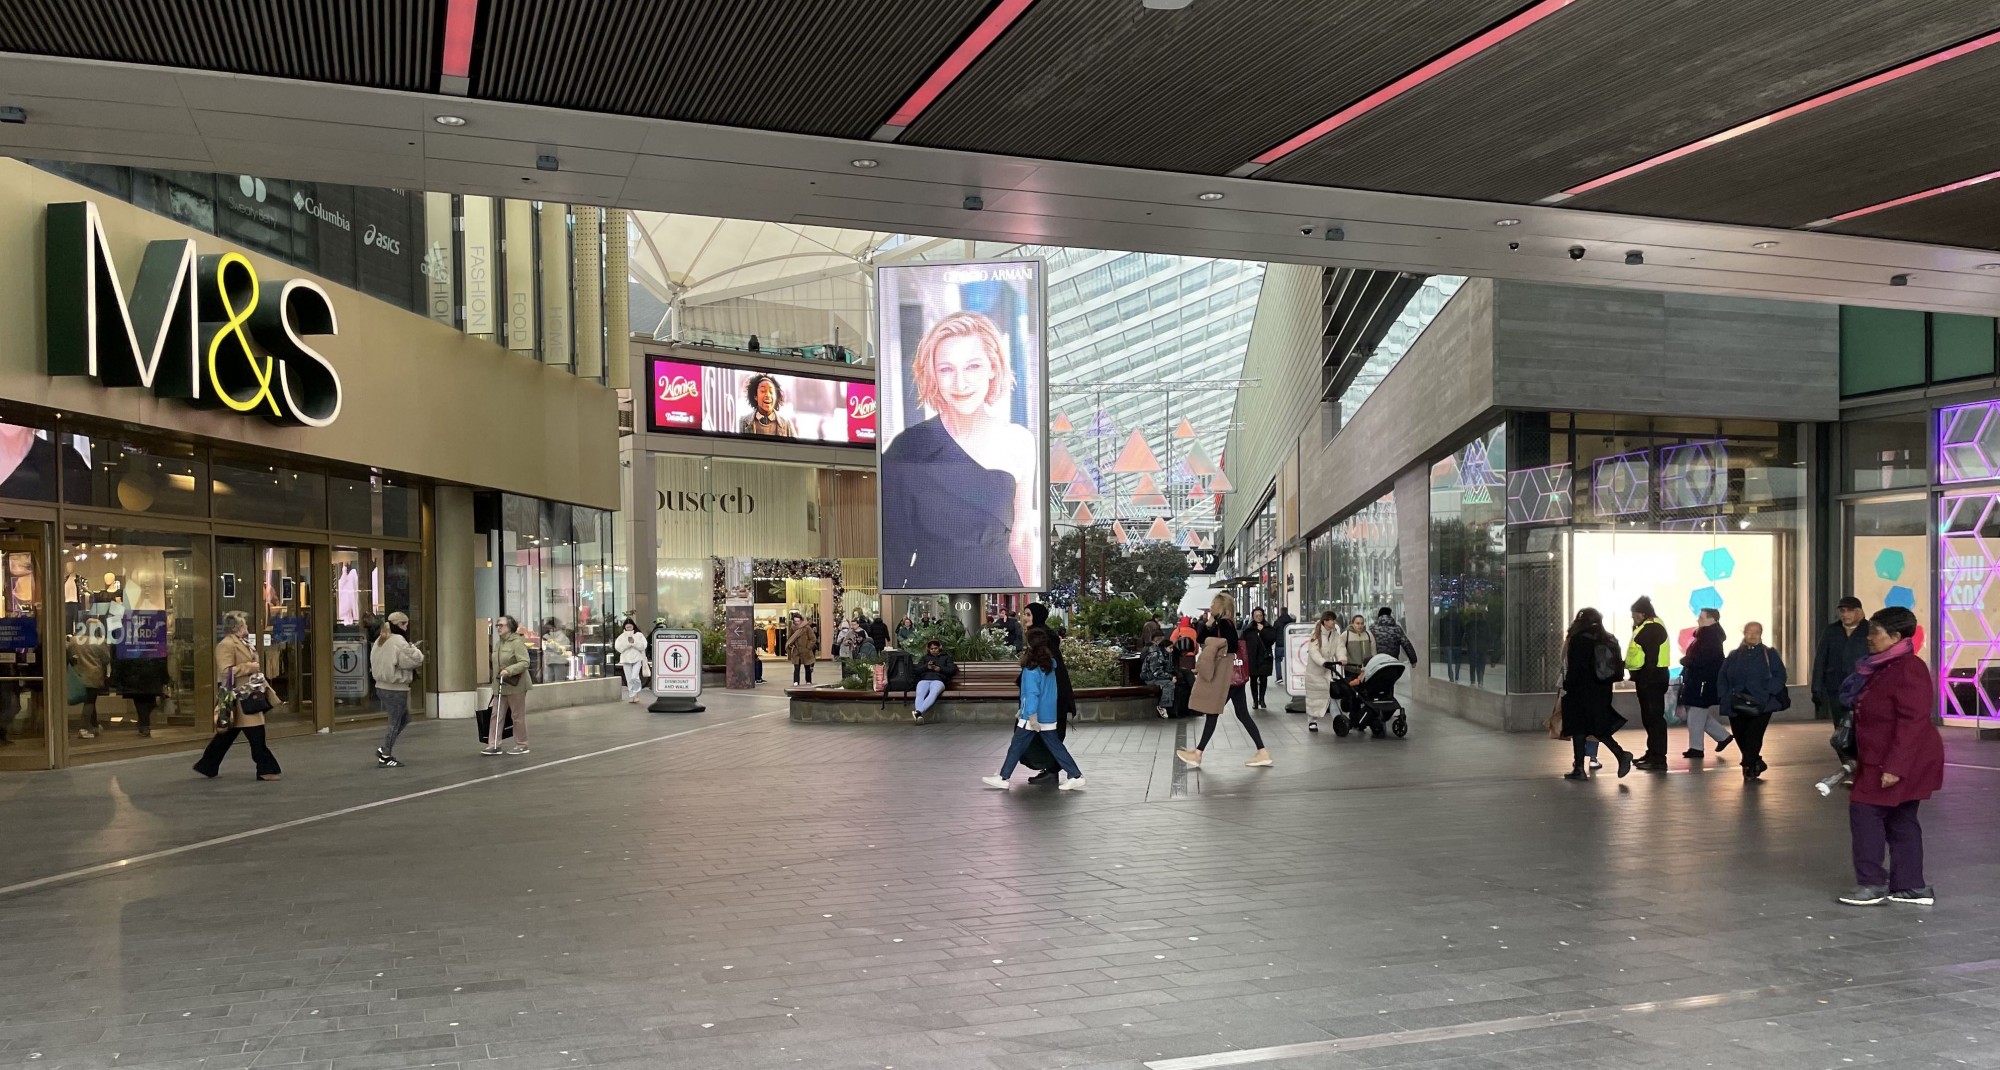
[899,0,1523,174]
[14,0,2000,249]
[473,0,994,137]
[0,0,436,89]
[1257,0,2000,202]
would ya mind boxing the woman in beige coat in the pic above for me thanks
[1175,594,1273,769]
[786,612,819,685]
[1302,610,1343,732]
[193,613,282,780]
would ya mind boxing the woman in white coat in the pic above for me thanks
[1303,610,1345,732]
[613,619,650,703]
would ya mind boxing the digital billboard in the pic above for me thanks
[645,357,875,447]
[874,259,1046,594]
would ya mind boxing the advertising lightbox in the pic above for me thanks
[645,357,876,448]
[874,259,1047,594]
[1568,530,1777,671]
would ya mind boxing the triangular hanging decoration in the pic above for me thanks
[1131,473,1168,507]
[1196,531,1211,548]
[1072,502,1095,525]
[1110,430,1162,474]
[1089,409,1116,437]
[1111,521,1129,545]
[1051,411,1073,434]
[1184,444,1218,478]
[1177,528,1195,548]
[1168,459,1197,486]
[1174,417,1197,439]
[1050,440,1078,484]
[1207,469,1235,493]
[1063,475,1099,502]
[1145,518,1173,541]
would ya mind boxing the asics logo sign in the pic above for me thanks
[361,224,402,255]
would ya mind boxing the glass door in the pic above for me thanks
[331,546,424,720]
[62,525,202,757]
[0,520,46,759]
[217,539,316,731]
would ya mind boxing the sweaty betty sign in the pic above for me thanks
[44,201,343,427]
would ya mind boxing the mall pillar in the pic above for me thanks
[604,207,631,388]
[952,594,981,636]
[433,486,479,719]
[623,434,656,626]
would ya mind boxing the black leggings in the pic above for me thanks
[194,725,281,777]
[1196,685,1266,750]
[1249,674,1269,707]
[793,663,813,684]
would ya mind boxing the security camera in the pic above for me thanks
[1299,226,1315,237]
[963,194,984,211]
[1567,245,1586,261]
[1507,242,1520,251]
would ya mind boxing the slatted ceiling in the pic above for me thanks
[472,0,993,138]
[1567,42,2000,230]
[0,0,437,90]
[1825,180,2000,250]
[1259,0,2000,203]
[899,0,1523,174]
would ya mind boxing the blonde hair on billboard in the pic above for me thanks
[912,311,1014,412]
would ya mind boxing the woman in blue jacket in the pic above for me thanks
[1716,621,1789,782]
[983,627,1086,791]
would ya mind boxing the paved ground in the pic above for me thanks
[2,690,1999,1070]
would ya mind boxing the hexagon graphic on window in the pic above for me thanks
[1874,548,1906,582]
[1689,586,1724,616]
[1699,547,1735,583]
[1885,585,1917,610]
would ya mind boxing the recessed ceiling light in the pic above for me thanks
[1494,218,1520,226]
[433,115,466,127]
[1753,240,1779,249]
[1978,263,2000,270]
[1198,191,1224,201]
[850,158,878,169]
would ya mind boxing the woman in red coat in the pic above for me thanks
[1836,606,1944,907]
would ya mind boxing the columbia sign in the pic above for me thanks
[45,201,343,427]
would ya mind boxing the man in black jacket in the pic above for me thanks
[1627,597,1673,770]
[1272,605,1296,683]
[1813,596,1870,722]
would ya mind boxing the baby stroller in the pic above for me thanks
[1329,653,1408,739]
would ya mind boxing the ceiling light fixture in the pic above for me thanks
[1236,0,1579,174]
[1548,27,2000,203]
[1197,191,1224,201]
[438,0,481,92]
[1494,218,1520,226]
[1141,0,1193,8]
[1978,263,2000,270]
[1804,166,2000,228]
[1752,241,1779,249]
[872,0,1040,140]
[850,158,879,168]
[434,115,467,126]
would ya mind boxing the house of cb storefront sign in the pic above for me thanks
[44,201,343,427]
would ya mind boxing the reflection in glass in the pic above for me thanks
[0,520,45,753]
[65,435,206,515]
[63,526,199,753]
[1430,424,1508,695]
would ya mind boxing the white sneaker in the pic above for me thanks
[1059,776,1086,791]
[77,728,96,739]
[981,776,1009,790]
[505,745,530,755]
[480,746,503,756]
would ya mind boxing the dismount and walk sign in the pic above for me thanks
[649,627,704,712]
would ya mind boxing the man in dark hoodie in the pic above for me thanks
[1370,607,1418,666]
[1019,602,1075,785]
[1813,596,1870,723]
[1627,596,1673,770]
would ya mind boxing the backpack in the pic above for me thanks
[1592,641,1624,684]
[879,649,917,708]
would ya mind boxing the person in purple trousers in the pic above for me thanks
[1836,606,1944,907]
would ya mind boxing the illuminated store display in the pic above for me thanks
[1940,491,2000,719]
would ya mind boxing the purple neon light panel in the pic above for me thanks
[1939,491,2000,719]
[1940,400,2000,484]
[1506,463,1571,525]
[1658,440,1728,509]
[1591,450,1650,517]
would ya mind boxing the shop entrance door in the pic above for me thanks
[0,520,47,763]
[216,540,316,732]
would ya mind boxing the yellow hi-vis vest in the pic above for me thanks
[1626,618,1670,672]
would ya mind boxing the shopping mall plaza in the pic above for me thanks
[8,6,2000,1069]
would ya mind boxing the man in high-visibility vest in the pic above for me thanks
[1627,596,1673,770]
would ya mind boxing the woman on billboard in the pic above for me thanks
[882,311,1037,589]
[737,374,798,437]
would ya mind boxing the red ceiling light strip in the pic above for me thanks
[1551,26,2000,203]
[873,0,1039,140]
[439,0,481,88]
[1804,167,2000,228]
[1236,0,1580,174]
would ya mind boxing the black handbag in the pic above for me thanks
[1729,691,1763,717]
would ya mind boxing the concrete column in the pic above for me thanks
[1393,465,1431,709]
[625,445,656,626]
[603,208,630,388]
[433,485,479,718]
[572,208,604,382]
